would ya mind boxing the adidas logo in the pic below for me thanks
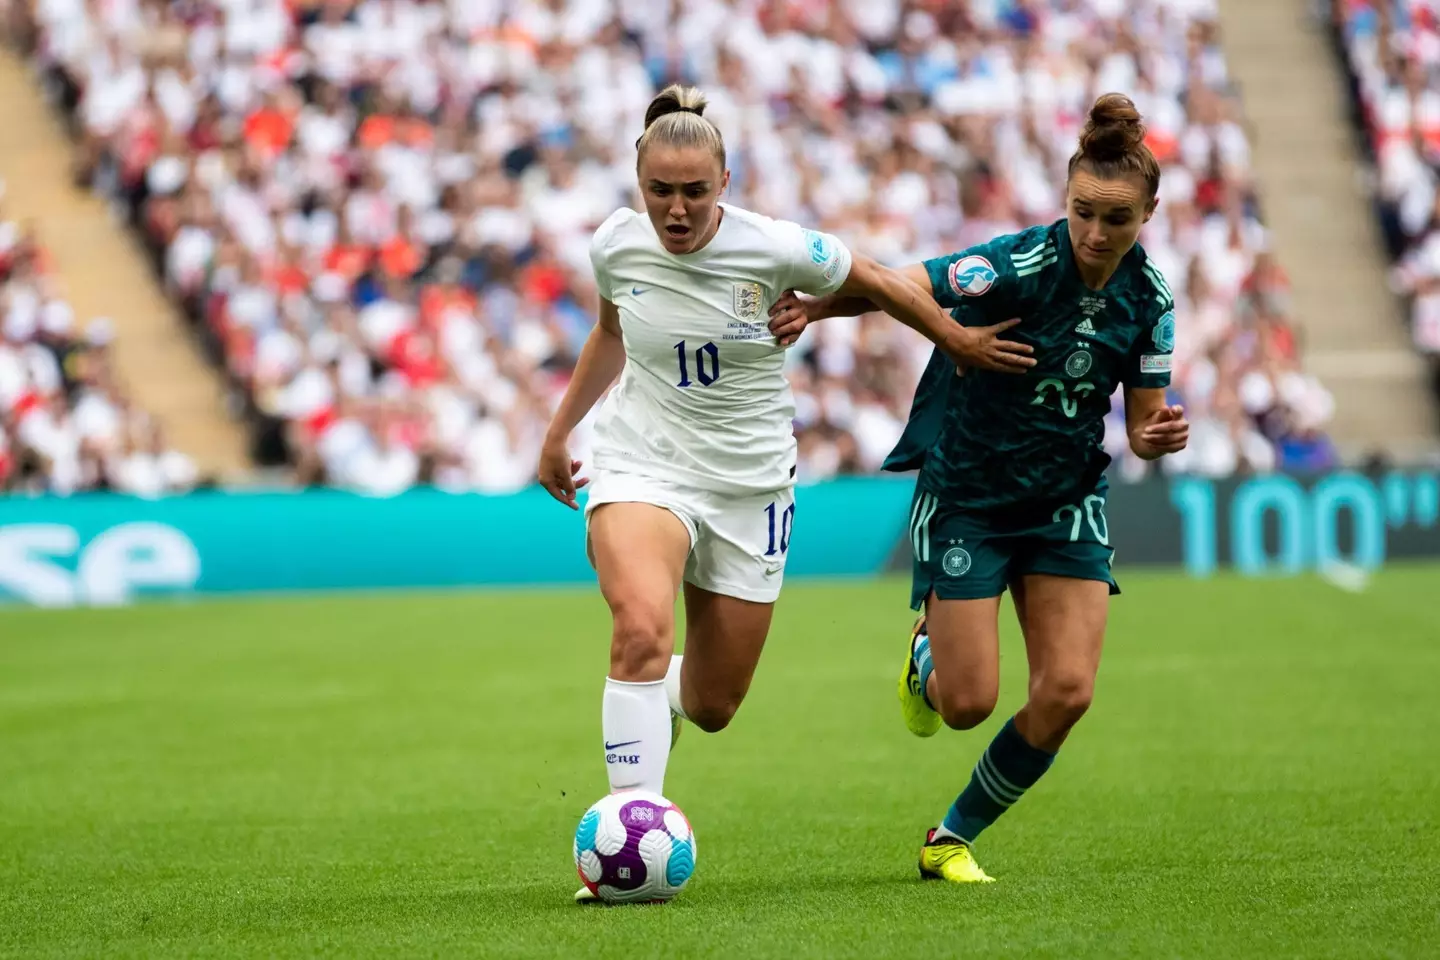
[1074,319,1097,336]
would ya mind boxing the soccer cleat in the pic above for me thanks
[918,829,995,884]
[898,616,942,738]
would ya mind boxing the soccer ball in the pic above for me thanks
[573,791,696,903]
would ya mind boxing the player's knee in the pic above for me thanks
[608,600,671,681]
[1031,674,1094,728]
[936,687,997,731]
[687,692,742,733]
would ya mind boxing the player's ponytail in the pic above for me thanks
[1068,93,1160,199]
[636,84,726,170]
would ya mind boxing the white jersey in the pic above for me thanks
[588,203,853,495]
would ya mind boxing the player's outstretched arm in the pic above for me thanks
[1124,387,1189,461]
[768,263,932,341]
[538,299,627,509]
[826,256,1035,374]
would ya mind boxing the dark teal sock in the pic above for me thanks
[941,716,1055,843]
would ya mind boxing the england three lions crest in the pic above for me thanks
[733,282,763,321]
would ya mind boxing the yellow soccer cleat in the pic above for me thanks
[918,830,996,884]
[898,616,942,738]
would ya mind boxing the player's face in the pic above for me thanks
[638,145,729,255]
[1065,170,1157,270]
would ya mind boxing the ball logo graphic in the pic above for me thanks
[1065,350,1092,378]
[573,791,696,904]
[948,256,997,297]
[942,547,972,577]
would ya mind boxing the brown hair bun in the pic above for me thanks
[1078,93,1148,163]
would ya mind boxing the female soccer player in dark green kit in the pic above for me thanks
[769,93,1190,883]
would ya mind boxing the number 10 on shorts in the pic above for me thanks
[765,502,794,557]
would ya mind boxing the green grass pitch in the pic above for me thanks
[2,568,1438,958]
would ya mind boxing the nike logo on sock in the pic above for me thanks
[604,740,641,751]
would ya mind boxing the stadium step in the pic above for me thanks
[1216,0,1440,460]
[0,51,250,478]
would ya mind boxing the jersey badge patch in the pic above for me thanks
[1152,311,1176,352]
[733,281,763,321]
[1065,350,1093,378]
[948,256,996,297]
[804,230,833,266]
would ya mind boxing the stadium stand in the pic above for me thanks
[13,0,1342,493]
[0,205,199,494]
[1332,0,1440,412]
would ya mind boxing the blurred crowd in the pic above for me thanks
[0,193,199,494]
[1334,0,1440,404]
[11,0,1338,494]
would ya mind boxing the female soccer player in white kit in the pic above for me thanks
[538,86,1034,899]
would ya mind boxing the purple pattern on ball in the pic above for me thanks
[598,844,648,891]
[597,799,671,892]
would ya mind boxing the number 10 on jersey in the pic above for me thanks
[675,340,720,387]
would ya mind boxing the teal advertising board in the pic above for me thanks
[0,478,916,607]
[2,472,1437,607]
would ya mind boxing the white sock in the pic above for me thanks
[932,823,965,843]
[664,655,689,721]
[602,677,670,794]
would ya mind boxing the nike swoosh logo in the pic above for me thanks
[631,286,645,296]
[604,740,641,750]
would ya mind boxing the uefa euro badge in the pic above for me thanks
[948,256,996,297]
[1065,350,1093,378]
[942,546,972,577]
[1152,311,1176,353]
[804,230,833,265]
[733,281,763,321]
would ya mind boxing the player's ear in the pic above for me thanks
[1143,197,1158,223]
[720,168,730,195]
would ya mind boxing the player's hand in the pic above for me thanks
[943,319,1036,374]
[538,439,588,509]
[767,289,812,346]
[1133,404,1189,458]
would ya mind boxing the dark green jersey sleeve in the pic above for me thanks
[1123,258,1176,389]
[921,223,1061,318]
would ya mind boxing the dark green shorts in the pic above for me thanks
[907,484,1120,609]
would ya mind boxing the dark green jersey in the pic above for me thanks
[883,219,1176,516]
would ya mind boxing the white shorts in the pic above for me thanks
[584,469,796,604]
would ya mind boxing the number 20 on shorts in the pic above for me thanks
[1053,495,1109,545]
